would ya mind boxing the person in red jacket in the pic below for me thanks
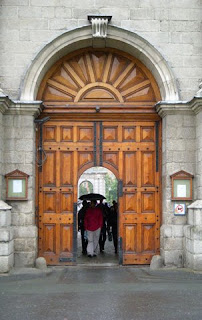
[84,199,103,257]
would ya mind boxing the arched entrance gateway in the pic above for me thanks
[36,47,162,266]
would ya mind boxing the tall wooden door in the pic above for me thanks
[36,47,162,265]
[38,119,160,265]
[38,121,96,265]
[101,121,160,265]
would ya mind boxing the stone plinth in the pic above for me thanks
[184,200,202,271]
[0,200,14,273]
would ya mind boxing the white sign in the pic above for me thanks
[174,203,186,215]
[177,184,186,198]
[13,180,22,193]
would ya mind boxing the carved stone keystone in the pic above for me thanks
[88,15,112,38]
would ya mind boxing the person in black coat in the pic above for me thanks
[108,200,118,254]
[78,200,89,254]
[97,199,107,253]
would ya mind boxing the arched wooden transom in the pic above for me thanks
[38,48,160,106]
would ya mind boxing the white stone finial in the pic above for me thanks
[88,15,112,38]
[0,200,12,210]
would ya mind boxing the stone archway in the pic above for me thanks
[20,25,179,102]
[35,45,162,266]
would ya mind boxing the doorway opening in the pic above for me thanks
[77,166,119,265]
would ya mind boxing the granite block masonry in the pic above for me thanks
[184,200,202,271]
[0,201,14,273]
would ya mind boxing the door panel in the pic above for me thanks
[101,121,160,265]
[38,119,161,265]
[123,152,137,186]
[38,121,95,265]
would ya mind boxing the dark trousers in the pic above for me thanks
[99,223,107,250]
[80,226,88,254]
[112,225,118,252]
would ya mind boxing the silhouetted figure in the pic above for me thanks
[84,200,103,257]
[108,200,118,253]
[78,200,89,254]
[97,199,107,253]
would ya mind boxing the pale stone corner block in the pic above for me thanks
[194,240,202,254]
[0,254,14,273]
[193,255,202,271]
[172,225,184,238]
[164,238,183,251]
[14,251,36,268]
[160,224,172,238]
[13,226,38,239]
[0,211,11,227]
[0,229,13,242]
[14,239,26,252]
[0,240,14,256]
[163,250,184,267]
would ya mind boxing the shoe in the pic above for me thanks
[93,254,97,257]
[88,254,92,258]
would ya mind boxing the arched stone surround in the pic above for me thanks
[20,25,179,102]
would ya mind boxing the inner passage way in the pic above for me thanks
[77,167,119,265]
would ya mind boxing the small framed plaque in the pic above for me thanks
[171,170,193,201]
[5,169,29,200]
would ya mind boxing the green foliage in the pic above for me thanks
[79,181,93,196]
[104,173,118,204]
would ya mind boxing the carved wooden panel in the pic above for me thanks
[60,192,73,213]
[123,152,137,186]
[60,152,73,186]
[60,126,73,142]
[43,224,56,254]
[78,152,93,168]
[43,192,56,213]
[78,127,93,142]
[103,152,118,168]
[142,225,155,253]
[141,152,155,186]
[38,49,160,105]
[123,127,136,142]
[142,192,155,213]
[140,126,154,142]
[44,126,57,142]
[82,89,116,101]
[103,127,118,141]
[124,193,137,213]
[43,151,56,186]
[60,224,72,254]
[124,224,137,252]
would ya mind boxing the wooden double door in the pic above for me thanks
[37,118,161,265]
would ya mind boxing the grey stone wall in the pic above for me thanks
[0,112,3,199]
[2,113,37,267]
[0,1,201,101]
[184,200,202,271]
[159,107,196,267]
[0,201,14,273]
[196,110,202,200]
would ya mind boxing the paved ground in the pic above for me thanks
[0,266,202,320]
[77,231,119,265]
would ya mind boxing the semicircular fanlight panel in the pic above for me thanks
[41,50,158,104]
